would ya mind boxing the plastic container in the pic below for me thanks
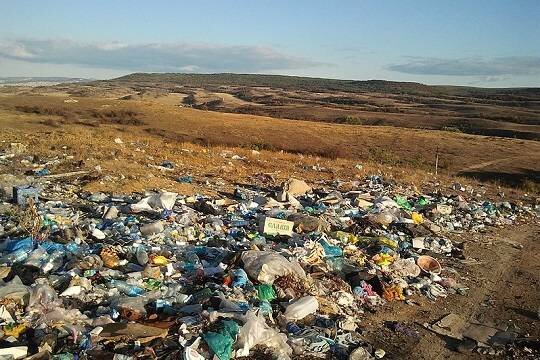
[42,251,65,273]
[417,255,442,274]
[0,248,31,265]
[109,280,145,297]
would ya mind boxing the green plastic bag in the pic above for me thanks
[415,197,429,207]
[395,195,413,210]
[256,284,276,301]
[144,278,162,290]
[202,320,240,360]
[220,320,240,339]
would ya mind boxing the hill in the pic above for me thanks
[67,73,540,141]
[109,73,540,99]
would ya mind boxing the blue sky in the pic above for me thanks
[1,0,539,87]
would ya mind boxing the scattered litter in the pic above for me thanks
[0,171,534,358]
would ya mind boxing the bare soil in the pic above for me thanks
[363,220,540,359]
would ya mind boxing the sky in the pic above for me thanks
[1,0,539,87]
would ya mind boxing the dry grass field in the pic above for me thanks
[0,91,538,195]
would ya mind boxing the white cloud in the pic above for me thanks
[0,41,35,59]
[0,38,322,73]
[387,56,540,76]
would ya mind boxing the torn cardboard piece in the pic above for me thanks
[98,323,168,344]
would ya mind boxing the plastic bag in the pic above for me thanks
[388,258,421,278]
[395,195,413,210]
[237,311,292,359]
[0,276,30,302]
[33,307,89,328]
[373,196,399,209]
[368,212,396,227]
[241,251,306,284]
[231,269,249,288]
[0,237,34,253]
[202,320,239,360]
[319,239,343,258]
[131,192,177,213]
[27,284,59,311]
[411,212,423,224]
[283,296,318,321]
[23,247,47,268]
[330,231,358,244]
[112,296,147,320]
[256,284,276,301]
[0,346,27,359]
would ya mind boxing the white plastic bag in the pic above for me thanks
[389,258,421,278]
[237,311,292,359]
[131,191,177,212]
[283,296,318,321]
[242,251,306,284]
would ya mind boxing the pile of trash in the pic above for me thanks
[0,176,536,359]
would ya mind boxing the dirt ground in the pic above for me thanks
[363,220,540,359]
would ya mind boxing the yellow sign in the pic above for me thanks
[261,217,294,236]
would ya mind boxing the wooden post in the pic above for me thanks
[435,146,439,176]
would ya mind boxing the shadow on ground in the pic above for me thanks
[457,169,540,188]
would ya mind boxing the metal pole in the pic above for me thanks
[435,146,439,176]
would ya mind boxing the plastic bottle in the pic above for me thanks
[0,248,31,265]
[24,248,48,268]
[42,251,65,273]
[136,246,149,265]
[0,237,34,253]
[109,279,145,297]
[182,251,202,273]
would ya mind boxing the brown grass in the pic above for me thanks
[0,94,538,195]
[4,100,144,126]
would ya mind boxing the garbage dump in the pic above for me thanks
[0,173,537,359]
